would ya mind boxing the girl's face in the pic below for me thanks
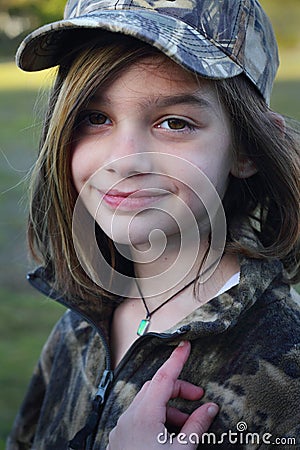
[71,55,233,246]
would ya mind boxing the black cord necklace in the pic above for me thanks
[135,258,219,336]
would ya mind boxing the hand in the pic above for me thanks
[107,341,218,449]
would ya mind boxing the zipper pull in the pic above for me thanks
[69,370,113,450]
[94,369,114,406]
[176,325,191,334]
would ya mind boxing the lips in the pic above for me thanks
[98,188,170,210]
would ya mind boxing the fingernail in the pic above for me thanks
[207,404,219,418]
[178,341,186,347]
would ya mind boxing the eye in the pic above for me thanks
[76,110,111,128]
[157,118,195,132]
[87,112,110,125]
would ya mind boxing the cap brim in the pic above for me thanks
[16,10,243,81]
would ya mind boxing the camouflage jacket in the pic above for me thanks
[6,254,300,450]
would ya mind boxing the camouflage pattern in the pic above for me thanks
[7,230,300,449]
[16,0,279,104]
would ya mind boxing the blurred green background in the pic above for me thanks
[0,0,300,448]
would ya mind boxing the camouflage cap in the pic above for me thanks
[16,0,279,104]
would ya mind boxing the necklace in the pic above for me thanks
[135,259,219,336]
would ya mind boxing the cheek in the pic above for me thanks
[194,150,233,195]
[174,157,232,222]
[71,143,94,192]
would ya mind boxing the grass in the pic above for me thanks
[0,57,300,449]
[0,62,55,90]
[0,290,63,447]
[0,65,61,448]
[271,80,300,119]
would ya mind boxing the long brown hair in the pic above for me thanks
[217,76,300,283]
[27,32,300,303]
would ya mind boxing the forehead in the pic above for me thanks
[90,53,219,107]
[117,55,198,84]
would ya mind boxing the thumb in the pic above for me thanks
[179,403,219,448]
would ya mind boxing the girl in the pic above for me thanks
[8,0,300,449]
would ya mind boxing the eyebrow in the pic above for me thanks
[89,93,213,110]
[154,94,212,110]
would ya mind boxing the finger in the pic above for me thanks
[146,341,191,404]
[125,347,202,407]
[122,375,203,416]
[170,379,204,401]
[180,403,219,438]
[124,379,151,409]
[166,406,189,428]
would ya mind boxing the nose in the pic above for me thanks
[105,129,154,178]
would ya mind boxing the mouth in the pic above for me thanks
[98,188,170,210]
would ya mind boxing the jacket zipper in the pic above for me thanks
[79,369,114,450]
[69,327,190,449]
[27,269,114,450]
[113,326,191,379]
[27,268,190,450]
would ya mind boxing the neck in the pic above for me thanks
[129,229,219,299]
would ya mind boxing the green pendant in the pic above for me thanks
[137,318,150,336]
